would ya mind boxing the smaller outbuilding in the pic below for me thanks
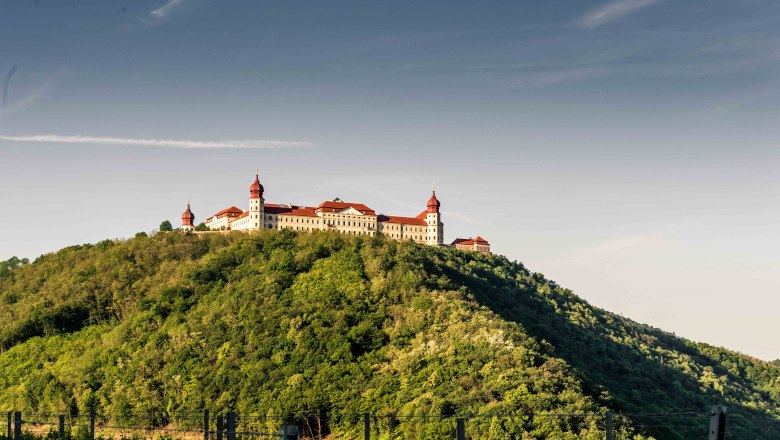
[451,236,490,254]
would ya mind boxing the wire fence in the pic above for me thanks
[364,411,706,439]
[2,405,779,439]
[2,411,288,440]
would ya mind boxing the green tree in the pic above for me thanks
[0,230,779,439]
[159,220,173,232]
[0,256,29,278]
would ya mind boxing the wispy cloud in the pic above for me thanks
[508,66,609,88]
[149,0,187,20]
[2,66,18,107]
[579,0,660,28]
[0,134,314,149]
[0,78,54,118]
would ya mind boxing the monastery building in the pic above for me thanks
[180,172,490,254]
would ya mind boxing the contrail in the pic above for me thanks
[0,134,315,149]
[2,66,17,107]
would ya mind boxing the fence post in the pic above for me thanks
[89,407,95,440]
[456,418,465,440]
[59,414,65,440]
[13,411,21,440]
[280,426,299,440]
[216,415,223,440]
[708,405,727,440]
[203,410,210,440]
[6,412,10,439]
[226,413,236,440]
[363,413,370,440]
[388,415,396,438]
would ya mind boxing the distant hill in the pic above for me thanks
[1,231,779,439]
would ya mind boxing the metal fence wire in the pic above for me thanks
[2,411,287,440]
[1,405,779,440]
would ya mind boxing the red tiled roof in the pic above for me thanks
[377,214,427,226]
[291,207,318,217]
[316,201,376,215]
[215,206,243,216]
[265,203,318,217]
[238,211,249,219]
[451,236,490,246]
[207,206,243,222]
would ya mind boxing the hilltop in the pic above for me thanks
[1,231,779,439]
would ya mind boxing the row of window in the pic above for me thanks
[325,213,369,219]
[271,224,377,235]
[272,224,434,241]
[221,213,435,236]
[261,213,431,233]
[382,225,427,233]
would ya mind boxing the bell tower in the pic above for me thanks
[249,169,265,230]
[425,185,443,246]
[181,201,195,231]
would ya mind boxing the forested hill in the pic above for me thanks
[1,231,779,439]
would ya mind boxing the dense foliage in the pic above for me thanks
[0,256,29,279]
[0,231,778,439]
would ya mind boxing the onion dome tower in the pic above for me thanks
[427,188,441,213]
[248,169,264,230]
[250,170,264,199]
[181,201,195,231]
[425,185,443,245]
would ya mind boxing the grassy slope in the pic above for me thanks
[0,230,778,439]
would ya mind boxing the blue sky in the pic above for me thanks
[1,0,780,360]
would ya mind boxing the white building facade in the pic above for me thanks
[192,173,446,247]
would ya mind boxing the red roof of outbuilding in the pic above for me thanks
[451,236,490,246]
